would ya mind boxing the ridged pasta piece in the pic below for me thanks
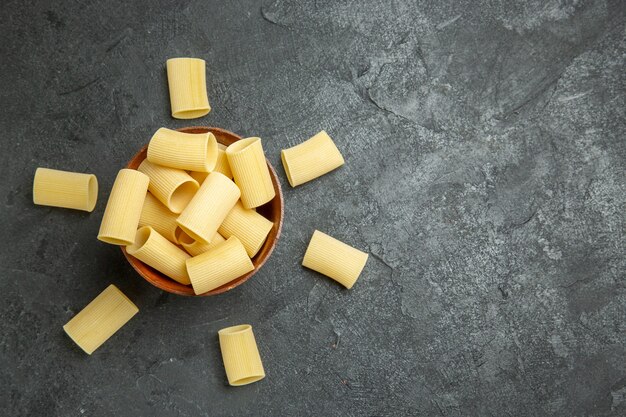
[147,128,218,172]
[137,160,199,214]
[189,143,232,183]
[188,170,208,185]
[218,324,265,386]
[126,226,190,285]
[176,172,240,243]
[138,192,179,243]
[302,230,368,289]
[98,169,150,245]
[218,201,273,258]
[33,167,98,212]
[186,236,254,294]
[166,57,211,119]
[281,130,345,187]
[214,143,233,178]
[226,137,275,208]
[177,229,226,256]
[63,284,138,355]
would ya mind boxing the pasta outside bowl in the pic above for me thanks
[122,126,284,296]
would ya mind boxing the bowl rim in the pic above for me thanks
[122,126,284,296]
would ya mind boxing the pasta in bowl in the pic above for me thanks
[122,127,284,296]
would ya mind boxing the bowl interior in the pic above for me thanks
[122,126,284,296]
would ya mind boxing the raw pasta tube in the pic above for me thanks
[33,167,98,212]
[188,170,208,185]
[138,192,180,243]
[176,172,240,243]
[186,236,254,294]
[281,130,345,187]
[214,143,233,178]
[226,137,275,208]
[302,230,368,289]
[63,285,138,355]
[218,201,273,258]
[137,160,199,214]
[166,57,211,119]
[147,128,218,172]
[98,169,149,245]
[177,229,226,256]
[126,226,191,285]
[218,324,265,386]
[189,143,232,183]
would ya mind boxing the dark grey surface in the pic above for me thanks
[0,0,624,415]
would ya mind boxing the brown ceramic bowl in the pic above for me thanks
[122,126,284,296]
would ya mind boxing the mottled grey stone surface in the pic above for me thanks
[0,0,624,416]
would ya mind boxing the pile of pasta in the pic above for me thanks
[32,57,371,386]
[97,127,278,295]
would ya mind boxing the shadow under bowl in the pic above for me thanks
[121,126,284,296]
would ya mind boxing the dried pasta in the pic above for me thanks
[147,128,218,172]
[226,137,275,208]
[186,236,253,294]
[188,171,206,185]
[218,324,265,386]
[188,170,208,185]
[189,143,232,183]
[166,57,211,119]
[138,192,180,243]
[137,159,199,214]
[302,230,368,289]
[218,201,273,258]
[126,226,191,285]
[177,229,226,256]
[213,143,233,178]
[98,169,149,245]
[281,130,344,187]
[33,167,98,212]
[63,284,138,355]
[176,172,240,243]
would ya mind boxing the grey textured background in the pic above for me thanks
[1,0,624,416]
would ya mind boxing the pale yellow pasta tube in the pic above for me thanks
[281,130,345,187]
[147,128,218,172]
[63,285,138,355]
[33,167,98,212]
[177,229,226,256]
[218,324,265,386]
[137,160,199,214]
[226,137,275,208]
[189,143,232,184]
[218,201,273,258]
[98,169,149,245]
[176,172,240,243]
[214,143,233,178]
[302,230,368,289]
[186,236,254,294]
[138,192,179,243]
[126,226,191,285]
[166,57,211,119]
[188,170,208,185]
